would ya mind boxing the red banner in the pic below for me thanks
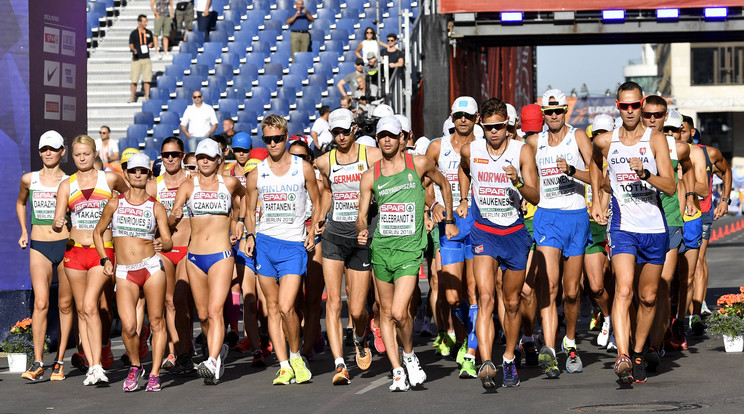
[440,1,741,13]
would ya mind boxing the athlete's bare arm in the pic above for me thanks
[424,139,446,222]
[223,176,243,244]
[689,145,709,198]
[456,143,472,219]
[642,130,676,196]
[16,173,32,248]
[416,154,458,240]
[676,143,697,217]
[356,169,374,245]
[93,195,118,261]
[154,202,173,253]
[315,152,333,228]
[242,168,259,256]
[517,143,540,206]
[52,179,71,232]
[106,171,130,194]
[169,179,193,228]
[708,146,732,219]
[303,160,321,251]
[365,146,383,165]
[590,132,611,224]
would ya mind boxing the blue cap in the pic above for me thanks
[692,130,700,144]
[232,132,251,150]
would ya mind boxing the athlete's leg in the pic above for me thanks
[694,239,710,312]
[301,245,324,357]
[634,263,663,354]
[536,246,562,349]
[82,268,110,366]
[503,267,526,361]
[173,259,192,356]
[474,255,496,362]
[562,255,585,343]
[143,270,167,376]
[159,254,178,357]
[237,264,261,351]
[520,249,538,338]
[584,252,611,317]
[278,275,304,355]
[391,275,419,355]
[611,254,637,357]
[98,274,115,348]
[323,259,347,360]
[226,267,242,334]
[205,259,234,359]
[681,249,701,318]
[29,249,54,363]
[117,279,142,366]
[65,269,91,360]
[651,248,677,348]
[55,262,74,362]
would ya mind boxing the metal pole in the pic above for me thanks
[403,9,411,121]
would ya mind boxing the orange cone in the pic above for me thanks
[710,230,718,242]
[718,227,725,239]
[724,224,731,235]
[418,264,425,279]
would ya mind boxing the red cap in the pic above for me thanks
[249,147,269,161]
[520,104,543,133]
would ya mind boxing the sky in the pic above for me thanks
[537,44,643,96]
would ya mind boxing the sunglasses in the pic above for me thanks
[617,100,643,110]
[481,121,508,131]
[331,127,353,137]
[184,164,197,170]
[452,112,476,121]
[127,167,150,175]
[541,106,567,116]
[642,111,666,119]
[161,151,183,159]
[232,147,249,153]
[39,146,62,153]
[99,131,109,134]
[262,134,287,144]
[663,127,681,133]
[193,95,202,99]
[291,153,311,161]
[366,31,374,34]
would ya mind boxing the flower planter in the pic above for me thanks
[6,352,28,373]
[723,334,744,353]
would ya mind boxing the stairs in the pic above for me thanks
[87,0,177,138]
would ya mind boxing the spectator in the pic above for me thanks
[180,90,218,152]
[183,152,197,171]
[95,126,120,163]
[128,15,154,103]
[286,0,314,60]
[222,118,237,145]
[355,26,379,64]
[380,33,404,70]
[310,105,332,154]
[336,58,365,97]
[150,0,173,59]
[340,95,352,110]
[195,0,215,42]
[364,53,380,94]
[211,134,231,167]
[174,0,194,39]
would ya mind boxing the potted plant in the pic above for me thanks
[1,318,49,372]
[706,287,744,352]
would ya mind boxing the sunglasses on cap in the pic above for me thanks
[541,106,567,116]
[642,111,666,119]
[481,120,508,131]
[616,100,643,110]
[184,164,197,170]
[127,167,150,175]
[262,133,287,145]
[161,151,183,159]
[331,127,353,137]
[452,112,476,121]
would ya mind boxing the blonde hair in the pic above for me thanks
[71,135,97,151]
[261,114,288,135]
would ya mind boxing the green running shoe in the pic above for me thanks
[273,366,295,385]
[290,356,312,384]
[459,357,477,379]
[456,339,469,366]
[538,346,560,378]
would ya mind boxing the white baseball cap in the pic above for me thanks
[505,103,518,126]
[329,108,354,130]
[592,113,615,133]
[664,109,683,129]
[38,130,65,149]
[442,118,455,137]
[195,139,222,159]
[413,137,431,156]
[125,152,151,170]
[394,114,411,133]
[614,116,623,129]
[451,96,478,115]
[356,135,377,147]
[376,115,402,136]
[371,104,395,118]
[542,88,567,107]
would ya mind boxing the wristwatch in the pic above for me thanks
[722,197,732,205]
[443,219,455,225]
[100,257,111,266]
[514,178,524,189]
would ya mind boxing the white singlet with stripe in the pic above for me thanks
[607,127,665,233]
[434,136,468,206]
[535,128,586,210]
[256,155,307,242]
[186,174,231,218]
[469,139,524,227]
[112,194,158,240]
[29,171,68,225]
[155,173,190,217]
[68,170,112,230]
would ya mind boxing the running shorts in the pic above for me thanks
[370,247,424,283]
[470,224,532,271]
[585,221,608,255]
[255,233,307,279]
[608,230,668,265]
[679,217,703,253]
[64,242,114,271]
[534,207,590,257]
[667,226,683,251]
[321,234,371,272]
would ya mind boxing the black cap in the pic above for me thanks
[355,58,364,65]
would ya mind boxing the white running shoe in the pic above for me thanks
[83,367,96,386]
[389,368,409,392]
[606,332,617,351]
[701,301,712,317]
[93,365,108,384]
[597,317,611,348]
[216,344,229,380]
[403,353,427,387]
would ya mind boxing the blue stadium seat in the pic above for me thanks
[288,63,312,77]
[215,19,236,36]
[325,87,343,103]
[334,18,356,34]
[336,61,354,76]
[312,62,334,78]
[225,86,249,100]
[237,110,259,124]
[294,96,319,112]
[306,73,329,88]
[196,53,218,70]
[244,97,267,114]
[250,41,273,55]
[275,0,295,10]
[215,112,232,127]
[190,64,210,80]
[252,0,273,10]
[185,31,205,46]
[227,41,249,56]
[209,30,230,45]
[181,75,204,92]
[323,40,345,53]
[271,50,292,68]
[292,51,315,68]
[261,19,284,32]
[167,99,190,117]
[165,65,186,82]
[220,52,241,70]
[159,111,181,126]
[234,73,257,90]
[289,110,311,123]
[316,8,337,22]
[235,122,256,134]
[340,8,360,19]
[267,99,290,114]
[328,29,349,41]
[262,63,284,77]
[222,9,242,25]
[269,9,293,23]
[202,42,225,59]
[252,136,267,149]
[175,87,195,100]
[281,74,304,90]
[153,123,178,139]
[311,19,332,33]
[207,75,228,93]
[127,124,148,143]
[142,100,164,115]
[172,53,193,69]
[214,63,235,80]
[343,0,366,11]
[134,112,155,128]
[218,98,240,117]
[317,50,341,63]
[255,75,279,92]
[276,86,297,103]
[149,87,169,102]
[201,87,221,105]
[156,75,177,93]
[144,137,163,151]
[212,0,229,12]
[308,29,326,43]
[248,86,272,105]
[233,27,257,44]
[321,0,341,9]
[178,42,199,58]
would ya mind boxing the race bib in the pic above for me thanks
[379,202,415,236]
[332,191,359,222]
[614,172,656,205]
[476,186,517,220]
[32,191,57,221]
[540,166,579,199]
[261,193,297,224]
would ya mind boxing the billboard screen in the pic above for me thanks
[440,1,742,13]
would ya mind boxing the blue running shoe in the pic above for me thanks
[502,360,520,387]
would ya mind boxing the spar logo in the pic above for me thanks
[35,191,56,199]
[616,172,640,182]
[540,166,561,175]
[43,27,60,54]
[160,190,177,199]
[195,192,218,200]
[478,187,506,196]
[44,94,61,120]
[380,203,407,213]
[333,192,357,200]
[264,193,287,202]
[118,207,144,216]
[446,173,458,181]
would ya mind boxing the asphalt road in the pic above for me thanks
[2,215,744,414]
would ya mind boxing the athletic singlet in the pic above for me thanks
[68,171,112,231]
[698,144,713,213]
[305,168,319,221]
[256,155,307,242]
[469,139,524,227]
[683,143,702,222]
[326,145,369,237]
[30,171,68,226]
[607,127,666,233]
[112,194,158,240]
[434,136,469,206]
[371,153,426,251]
[660,136,683,227]
[535,127,586,210]
[155,173,190,217]
[186,174,231,218]
[229,163,247,186]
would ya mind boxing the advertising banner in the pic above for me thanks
[440,1,743,13]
